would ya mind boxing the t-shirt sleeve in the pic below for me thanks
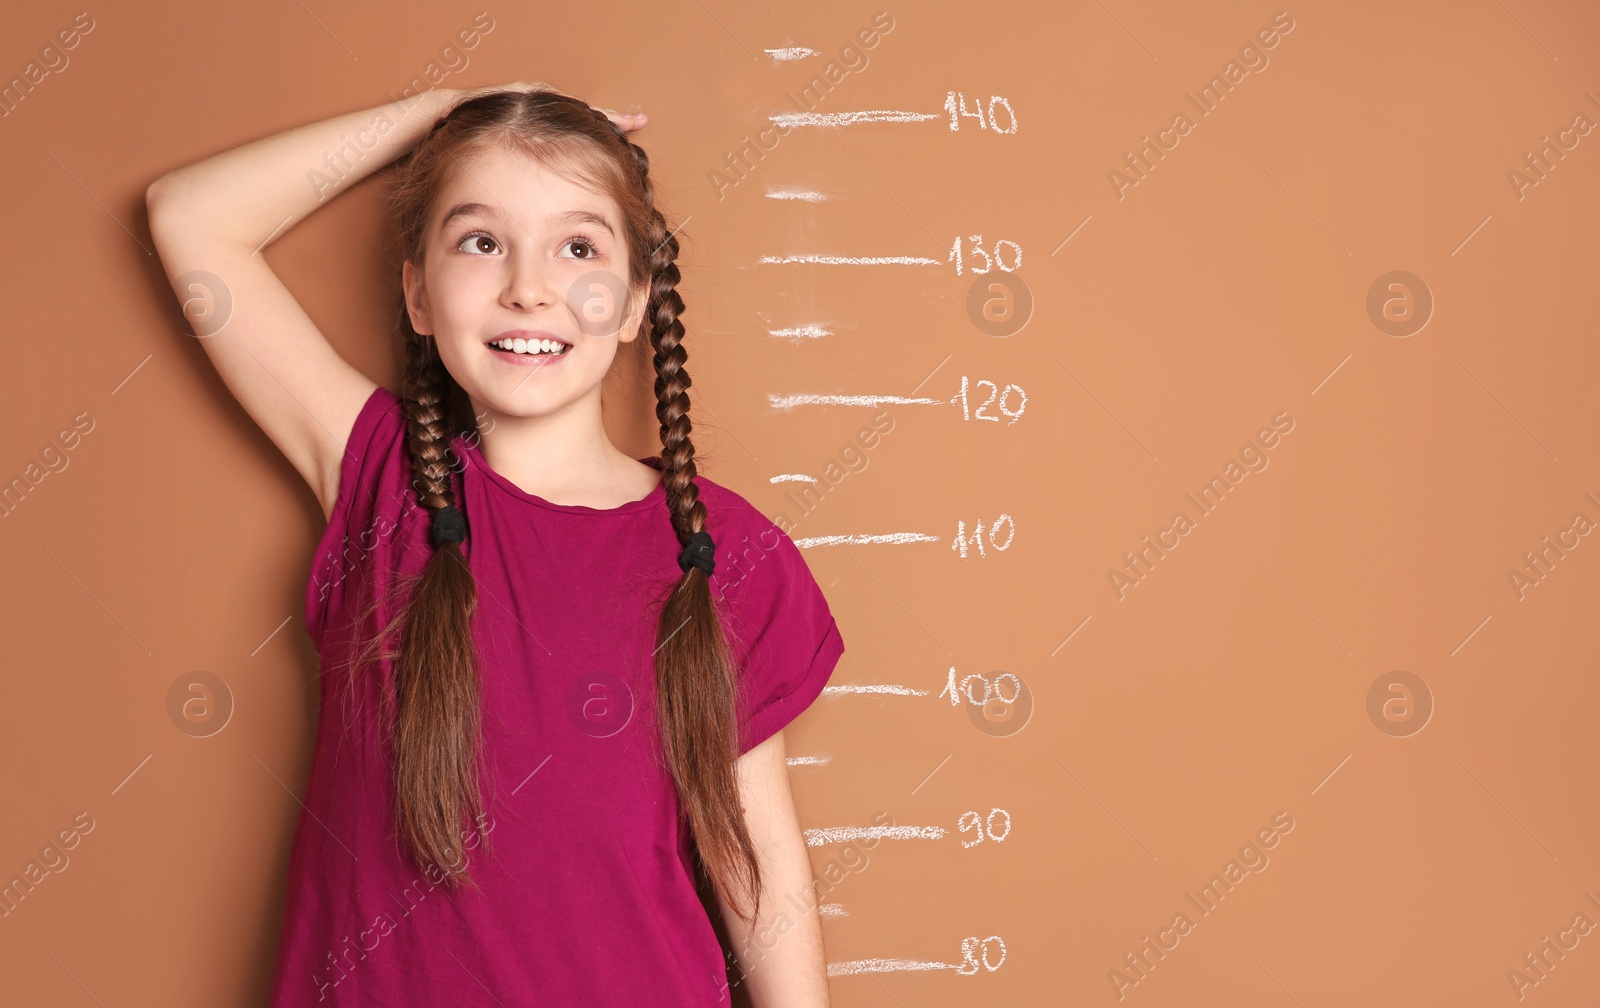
[721,518,846,755]
[304,384,404,650]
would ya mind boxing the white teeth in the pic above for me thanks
[492,337,567,355]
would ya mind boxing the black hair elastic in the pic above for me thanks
[431,504,468,547]
[677,529,715,576]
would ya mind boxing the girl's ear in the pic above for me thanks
[618,280,652,344]
[402,259,433,336]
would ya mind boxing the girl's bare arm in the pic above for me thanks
[716,731,832,1007]
[145,90,458,520]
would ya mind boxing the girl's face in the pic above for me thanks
[402,145,648,426]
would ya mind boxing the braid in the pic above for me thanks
[644,225,706,538]
[389,321,489,893]
[400,337,463,509]
[628,135,765,924]
[585,120,701,541]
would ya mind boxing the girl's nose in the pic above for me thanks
[503,251,558,310]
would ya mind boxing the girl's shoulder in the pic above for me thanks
[689,472,795,550]
[354,384,407,455]
[689,470,844,754]
[686,474,819,604]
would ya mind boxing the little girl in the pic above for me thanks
[147,84,844,1007]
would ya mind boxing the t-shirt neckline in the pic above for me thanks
[450,432,668,515]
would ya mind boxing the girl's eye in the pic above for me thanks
[457,231,499,255]
[561,236,598,259]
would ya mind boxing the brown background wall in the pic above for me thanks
[2,1,1598,1004]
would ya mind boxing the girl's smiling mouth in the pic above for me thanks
[486,330,572,363]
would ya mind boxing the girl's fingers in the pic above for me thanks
[601,109,648,132]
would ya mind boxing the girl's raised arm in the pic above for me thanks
[145,90,457,521]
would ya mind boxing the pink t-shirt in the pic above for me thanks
[268,385,845,1006]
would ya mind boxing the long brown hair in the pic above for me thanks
[344,89,763,924]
